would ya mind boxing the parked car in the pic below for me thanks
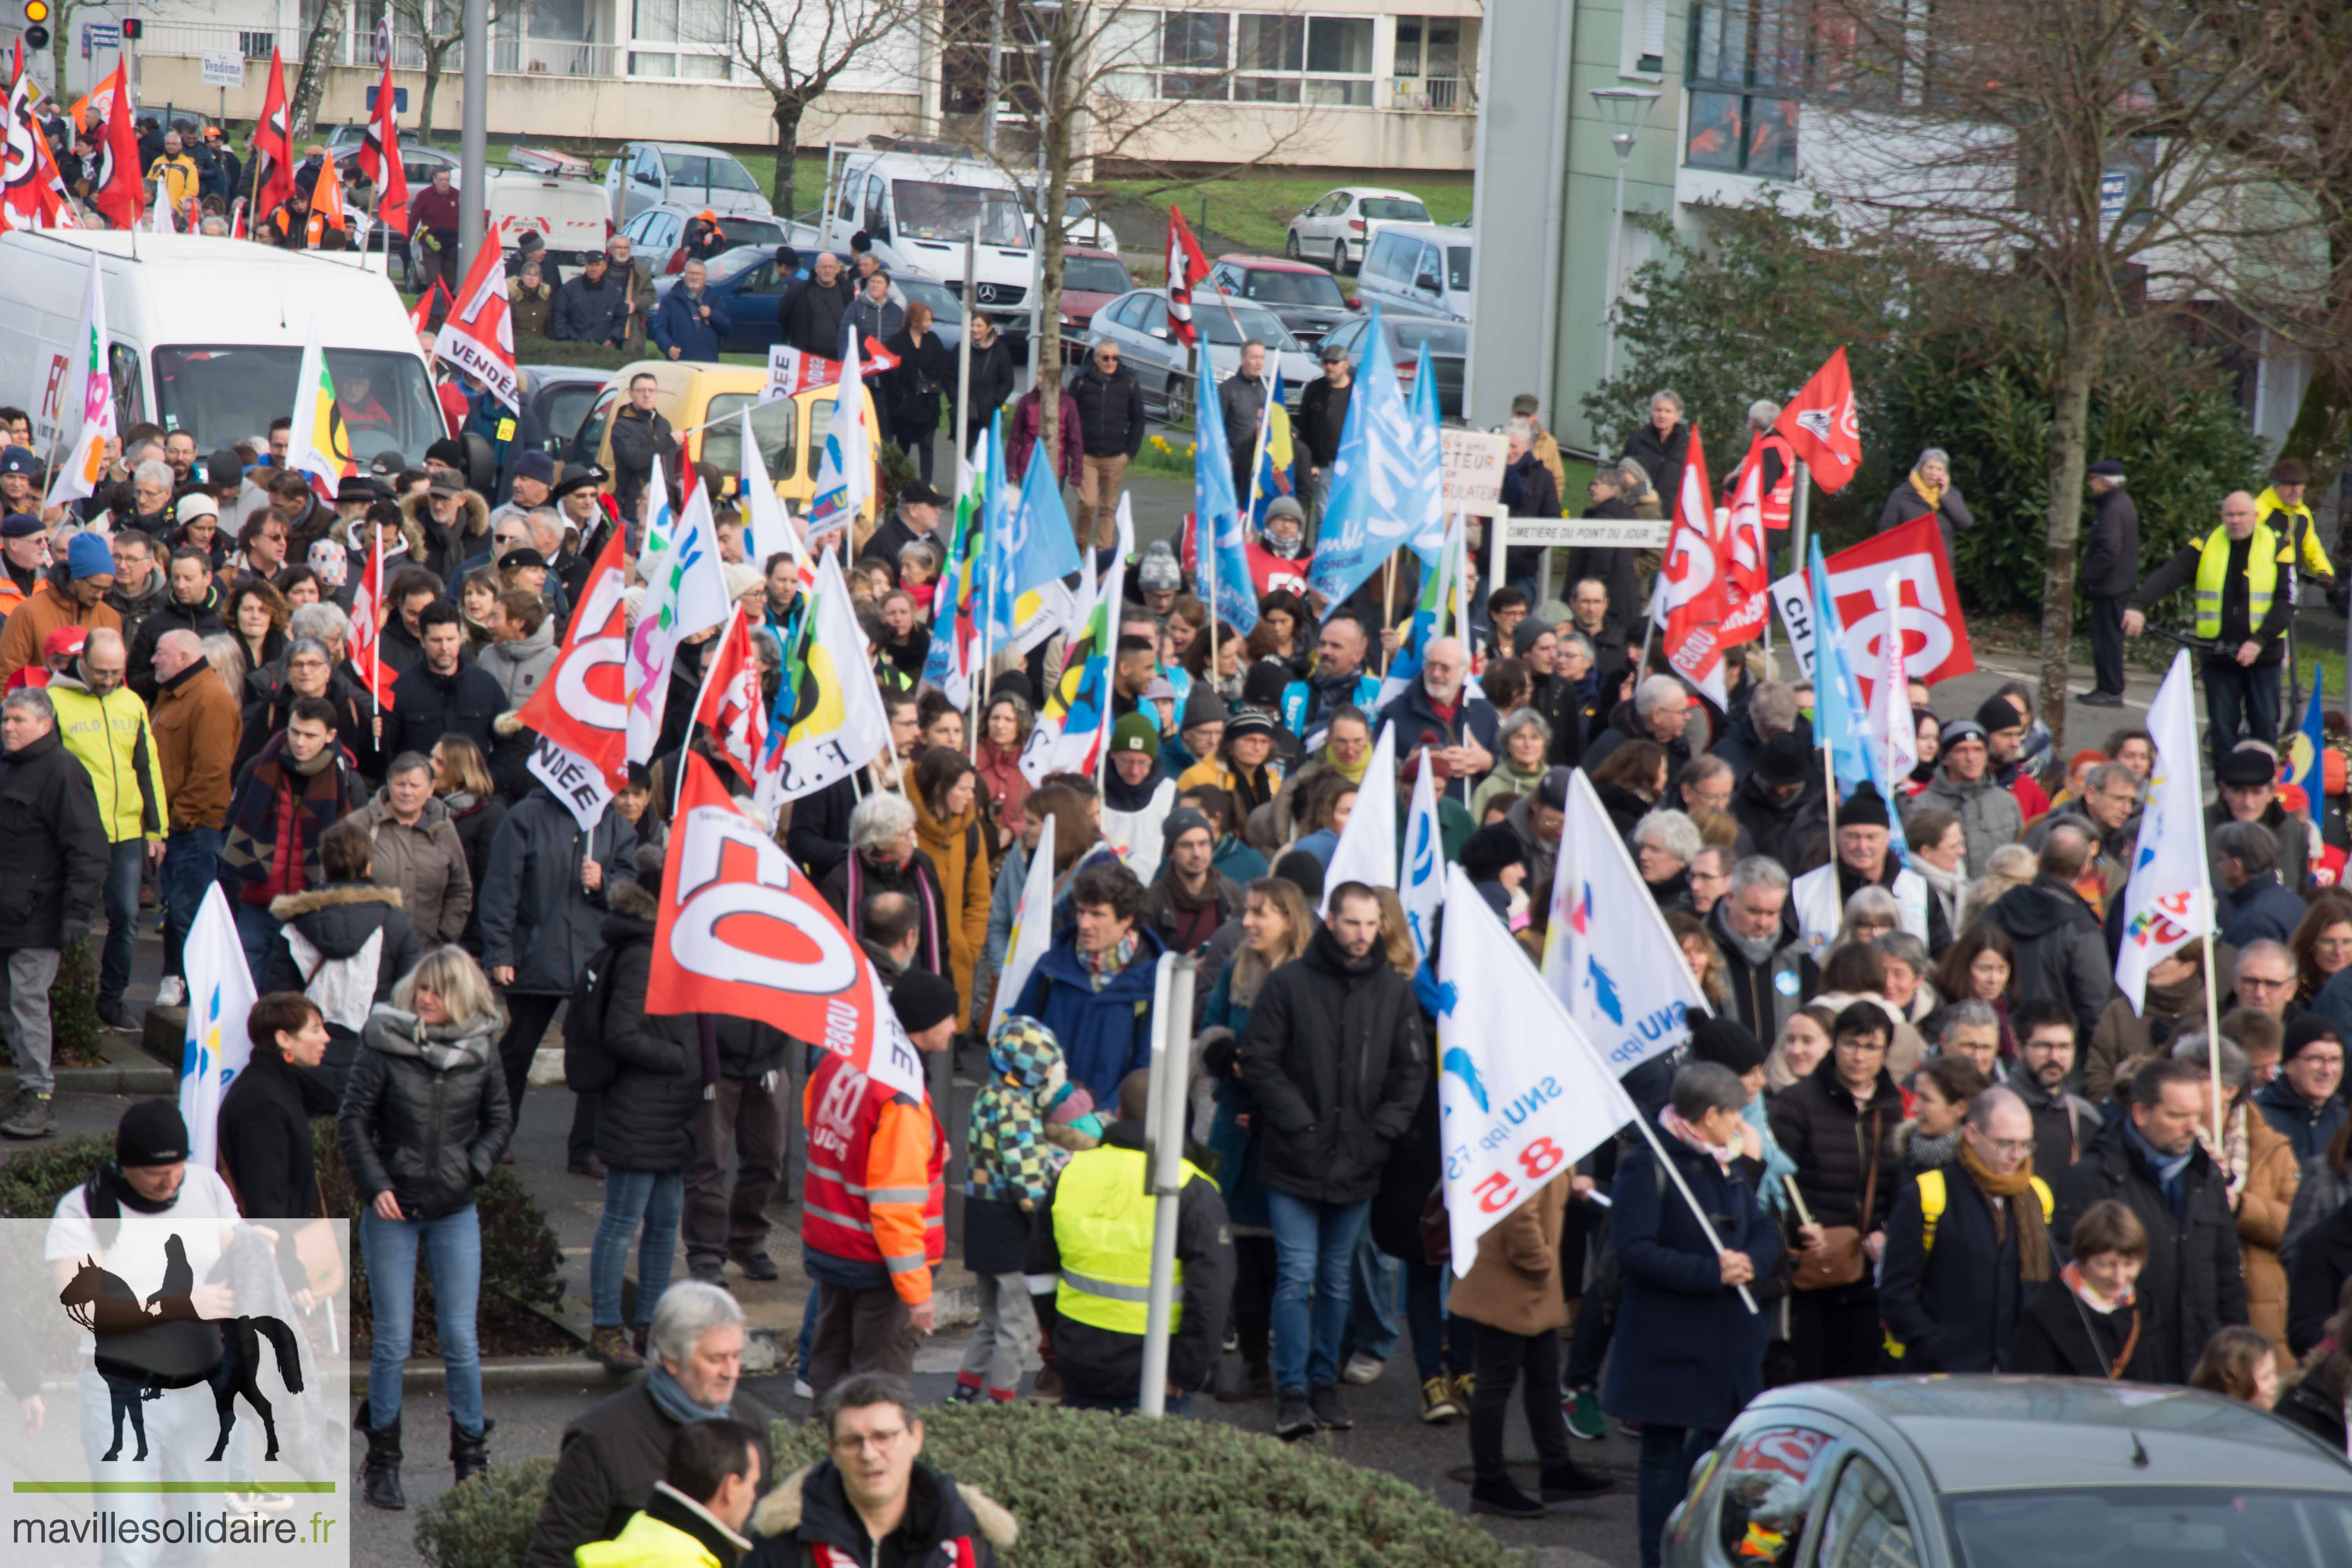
[619,205,794,278]
[1665,1377,2352,1568]
[516,366,612,461]
[335,140,458,203]
[1019,183,1122,252]
[1285,186,1432,274]
[1354,221,1474,322]
[1314,312,1464,419]
[1206,254,1356,349]
[1056,245,1134,345]
[648,247,967,361]
[1083,288,1306,425]
[606,141,772,228]
[570,360,879,522]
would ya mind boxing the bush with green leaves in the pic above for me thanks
[415,1456,558,1568]
[50,938,100,1067]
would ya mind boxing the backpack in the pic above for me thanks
[1883,1169,2054,1363]
[561,938,632,1094]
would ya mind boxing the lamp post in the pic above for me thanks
[1590,87,1660,403]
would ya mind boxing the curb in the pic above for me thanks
[0,1016,177,1096]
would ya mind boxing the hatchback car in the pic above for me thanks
[1665,1377,2352,1568]
[1207,254,1356,348]
[648,247,968,361]
[517,366,612,461]
[1083,289,1307,424]
[618,205,794,278]
[1314,312,1466,418]
[606,141,772,227]
[1056,246,1135,344]
[1285,186,1432,274]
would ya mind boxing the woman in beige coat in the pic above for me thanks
[350,752,475,947]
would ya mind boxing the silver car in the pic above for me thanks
[605,141,773,228]
[616,205,794,279]
[1084,289,1307,425]
[1284,185,1432,274]
[1666,1377,2352,1568]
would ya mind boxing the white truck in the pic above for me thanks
[792,141,1040,327]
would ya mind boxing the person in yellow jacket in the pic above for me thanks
[575,1418,764,1568]
[2122,490,2291,773]
[2253,457,2334,592]
[146,131,202,214]
[44,627,166,1030]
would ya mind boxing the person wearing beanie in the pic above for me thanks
[799,968,956,1401]
[1179,707,1286,822]
[0,526,122,686]
[1162,685,1229,777]
[1146,806,1243,956]
[2253,1014,2346,1163]
[1460,823,1530,924]
[2251,456,2332,607]
[1789,782,1938,963]
[1972,692,2050,819]
[1912,714,2025,878]
[1730,729,1818,865]
[1101,712,1178,884]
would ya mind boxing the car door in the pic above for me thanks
[1664,1419,1844,1568]
[627,149,664,223]
[1808,1453,1929,1568]
[571,386,619,466]
[1127,294,1178,408]
[722,259,788,351]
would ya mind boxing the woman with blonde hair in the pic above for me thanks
[1665,910,1730,1012]
[1963,842,2037,925]
[340,946,512,1507]
[1764,1004,1837,1096]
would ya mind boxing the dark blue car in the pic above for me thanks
[652,247,967,359]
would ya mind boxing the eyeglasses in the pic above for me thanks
[1980,1136,2036,1157]
[2237,974,2292,992]
[830,1427,908,1455]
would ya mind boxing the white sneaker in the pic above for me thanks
[1341,1353,1385,1386]
[154,977,186,1008]
[793,1377,814,1400]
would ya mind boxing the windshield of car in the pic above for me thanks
[665,154,759,194]
[1446,245,1472,290]
[1200,303,1297,350]
[152,346,443,468]
[711,216,787,249]
[701,392,798,481]
[1361,197,1431,222]
[706,246,775,285]
[1389,319,1467,356]
[1240,268,1346,307]
[899,279,964,324]
[1946,1487,2352,1567]
[1062,256,1132,294]
[893,180,1031,247]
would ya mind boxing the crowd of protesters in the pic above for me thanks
[8,270,2352,1564]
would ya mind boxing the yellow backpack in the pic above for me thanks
[1884,1169,2053,1362]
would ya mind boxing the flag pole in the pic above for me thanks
[1617,1090,1758,1315]
[673,609,741,818]
[1791,459,1810,569]
[1822,741,1839,851]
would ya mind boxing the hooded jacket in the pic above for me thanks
[1980,875,2116,1041]
[0,726,109,951]
[339,998,514,1221]
[744,1461,1012,1568]
[398,486,492,584]
[592,880,704,1174]
[477,615,558,711]
[262,883,423,1040]
[2003,1060,2102,1177]
[1239,922,1428,1207]
[151,658,241,833]
[349,790,475,947]
[909,786,993,1024]
[476,788,639,996]
[2252,1073,2348,1165]
[47,669,167,845]
[1910,767,2026,878]
[1730,771,1817,867]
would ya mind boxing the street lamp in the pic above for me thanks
[1590,87,1661,408]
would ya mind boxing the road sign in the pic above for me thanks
[375,18,392,65]
[365,85,410,113]
[81,20,118,56]
[200,50,244,87]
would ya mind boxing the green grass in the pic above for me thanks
[1095,169,1473,258]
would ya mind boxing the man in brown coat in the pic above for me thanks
[149,628,240,1002]
[0,532,121,686]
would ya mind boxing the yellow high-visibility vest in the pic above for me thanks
[2192,521,2282,641]
[1051,1142,1207,1336]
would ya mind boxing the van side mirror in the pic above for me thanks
[1415,271,1441,294]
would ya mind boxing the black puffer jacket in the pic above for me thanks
[2052,1118,2249,1383]
[339,1000,514,1221]
[1069,359,1145,459]
[0,728,109,951]
[590,883,702,1174]
[1240,922,1428,1206]
[1768,1054,1905,1233]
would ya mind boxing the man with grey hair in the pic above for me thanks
[821,791,947,980]
[1375,633,1498,806]
[1711,678,1800,777]
[0,687,108,1137]
[2227,937,2299,1021]
[289,599,351,662]
[1586,672,1694,780]
[523,1280,776,1568]
[1499,417,1563,595]
[1710,855,1802,1038]
[126,459,178,534]
[1877,1083,2051,1373]
[2215,815,2305,950]
[2079,458,2137,705]
[2028,758,2140,895]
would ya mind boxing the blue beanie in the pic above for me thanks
[67,531,116,581]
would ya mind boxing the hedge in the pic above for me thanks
[414,1404,1522,1568]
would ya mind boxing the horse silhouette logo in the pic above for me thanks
[57,1235,305,1465]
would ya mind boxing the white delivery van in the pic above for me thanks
[475,162,612,274]
[1354,221,1475,323]
[812,143,1038,327]
[0,231,446,471]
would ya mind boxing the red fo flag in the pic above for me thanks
[1716,439,1771,650]
[1657,427,1729,708]
[89,67,144,230]
[348,529,396,710]
[647,753,923,1096]
[253,51,295,218]
[1810,514,1976,707]
[1165,206,1211,350]
[515,528,630,786]
[434,240,521,413]
[407,278,451,337]
[690,608,771,791]
[1775,347,1862,493]
[359,58,410,236]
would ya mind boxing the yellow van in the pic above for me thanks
[578,360,880,524]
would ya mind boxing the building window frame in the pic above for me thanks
[1683,0,1808,179]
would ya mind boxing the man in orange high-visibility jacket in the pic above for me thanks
[800,969,959,1401]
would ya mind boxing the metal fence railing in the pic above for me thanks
[133,18,620,80]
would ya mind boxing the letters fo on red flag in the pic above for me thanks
[1775,347,1862,492]
[1658,428,1729,707]
[647,755,922,1098]
[434,241,520,413]
[1806,514,1976,707]
[516,528,630,786]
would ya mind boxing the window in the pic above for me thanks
[702,393,797,480]
[1138,295,1171,334]
[1686,0,1806,177]
[1240,267,1345,307]
[1063,256,1132,294]
[1620,0,1667,76]
[1305,17,1372,104]
[630,0,730,79]
[861,173,886,239]
[1815,1457,1916,1568]
[1120,10,1377,104]
[1394,17,1466,109]
[1159,13,1229,99]
[1445,245,1471,291]
[572,388,617,465]
[1236,14,1303,101]
[890,181,1030,247]
[1713,1425,1835,1566]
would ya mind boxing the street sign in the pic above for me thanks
[1440,427,1509,517]
[81,20,119,56]
[200,50,244,87]
[364,85,410,113]
[1487,512,1669,607]
[375,18,392,65]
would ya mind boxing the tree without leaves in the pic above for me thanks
[1812,0,2319,750]
[716,0,915,215]
[289,0,349,138]
[387,0,503,146]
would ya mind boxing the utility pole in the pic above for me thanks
[980,1,1004,152]
[458,0,487,274]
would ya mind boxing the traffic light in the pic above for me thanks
[22,0,49,51]
[120,16,140,37]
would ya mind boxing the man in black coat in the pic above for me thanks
[1220,340,1272,498]
[2079,459,2138,706]
[1498,421,1563,593]
[0,687,110,1139]
[2054,1057,2249,1382]
[1877,1086,2054,1372]
[127,548,227,704]
[776,251,856,358]
[1069,341,1145,551]
[608,373,679,524]
[1294,343,1352,515]
[1729,734,1819,866]
[1979,825,2115,1042]
[383,602,506,760]
[551,252,633,347]
[1239,883,1426,1437]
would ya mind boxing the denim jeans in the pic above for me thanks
[1401,1256,1474,1381]
[1340,1230,1401,1365]
[158,828,222,981]
[232,900,281,991]
[2204,657,2282,775]
[98,838,143,1001]
[1638,1425,1719,1568]
[798,1280,822,1381]
[591,1168,684,1328]
[1266,1190,1369,1394]
[362,1203,483,1434]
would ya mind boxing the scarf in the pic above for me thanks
[2060,1258,2134,1313]
[1085,930,1139,990]
[1659,1105,1735,1171]
[1262,529,1306,561]
[1908,470,1943,512]
[2123,1118,2196,1216]
[1716,918,1782,969]
[1957,1137,2051,1281]
[646,1361,733,1424]
[1906,1124,1964,1173]
[1227,760,1276,817]
[1913,856,1967,926]
[95,1160,178,1215]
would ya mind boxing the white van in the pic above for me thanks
[1354,221,1474,322]
[0,231,446,469]
[809,144,1038,326]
